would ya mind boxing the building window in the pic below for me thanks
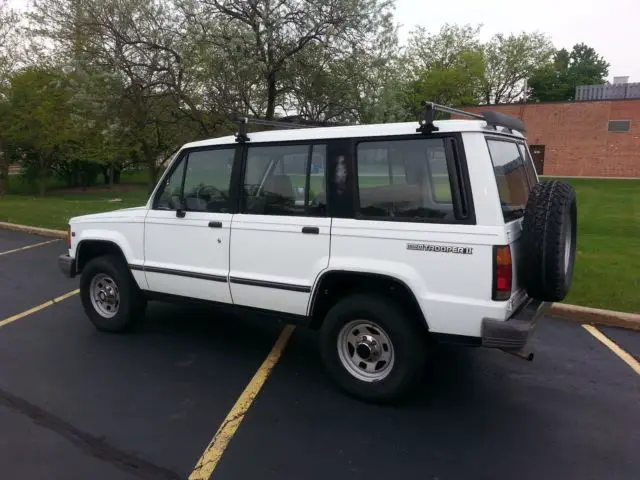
[608,120,631,132]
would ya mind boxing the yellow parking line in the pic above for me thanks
[0,239,60,257]
[189,325,296,480]
[582,324,640,376]
[0,290,80,329]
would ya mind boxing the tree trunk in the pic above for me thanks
[74,160,81,188]
[143,144,158,194]
[101,165,109,185]
[147,164,158,194]
[108,162,114,189]
[113,167,121,184]
[38,154,47,197]
[265,72,277,120]
[0,141,8,198]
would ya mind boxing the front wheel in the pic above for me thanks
[80,254,147,333]
[319,294,428,404]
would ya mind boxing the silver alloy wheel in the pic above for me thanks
[337,320,395,382]
[90,273,120,319]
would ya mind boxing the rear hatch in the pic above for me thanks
[486,139,539,307]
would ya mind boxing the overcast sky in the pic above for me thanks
[394,0,640,82]
[8,0,639,82]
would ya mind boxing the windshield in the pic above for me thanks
[487,138,536,222]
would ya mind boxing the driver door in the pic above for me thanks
[143,145,237,303]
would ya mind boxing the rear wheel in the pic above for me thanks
[319,294,427,404]
[80,254,147,332]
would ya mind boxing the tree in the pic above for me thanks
[179,0,396,120]
[482,31,554,104]
[0,0,20,197]
[3,67,77,196]
[528,43,610,102]
[401,24,485,114]
[282,23,402,124]
[28,0,200,191]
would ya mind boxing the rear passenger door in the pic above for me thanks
[229,143,331,316]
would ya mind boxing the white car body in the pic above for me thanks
[63,105,577,402]
[65,118,537,340]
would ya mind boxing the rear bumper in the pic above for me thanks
[58,254,77,279]
[481,298,550,350]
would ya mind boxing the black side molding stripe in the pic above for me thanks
[229,277,311,293]
[129,264,227,283]
[130,264,310,292]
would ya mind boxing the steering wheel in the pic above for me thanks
[195,184,227,200]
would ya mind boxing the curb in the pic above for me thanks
[0,222,638,331]
[0,222,67,239]
[550,303,640,331]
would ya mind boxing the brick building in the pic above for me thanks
[464,99,640,178]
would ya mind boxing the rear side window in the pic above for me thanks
[487,139,532,222]
[356,138,456,221]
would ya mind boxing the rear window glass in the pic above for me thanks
[487,139,531,222]
[517,143,539,186]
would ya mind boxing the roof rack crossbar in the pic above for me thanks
[416,101,526,135]
[243,118,319,129]
[235,116,328,142]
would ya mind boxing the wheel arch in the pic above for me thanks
[76,239,129,274]
[307,270,429,333]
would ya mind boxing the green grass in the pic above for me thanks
[558,178,640,313]
[0,189,151,229]
[1,174,638,312]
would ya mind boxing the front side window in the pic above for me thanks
[182,148,234,213]
[154,147,235,213]
[487,139,531,221]
[356,138,455,221]
[155,156,186,210]
[242,144,327,216]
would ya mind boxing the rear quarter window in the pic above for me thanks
[355,138,458,222]
[486,138,532,222]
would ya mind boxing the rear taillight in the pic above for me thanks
[66,225,71,249]
[492,245,512,301]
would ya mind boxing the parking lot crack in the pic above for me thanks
[0,387,182,480]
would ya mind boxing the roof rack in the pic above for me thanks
[416,101,526,135]
[235,116,344,143]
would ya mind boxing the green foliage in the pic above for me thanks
[401,24,485,114]
[482,31,555,104]
[1,67,78,195]
[528,43,610,102]
[0,0,615,200]
[405,50,485,114]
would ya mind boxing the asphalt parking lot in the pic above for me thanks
[0,229,639,480]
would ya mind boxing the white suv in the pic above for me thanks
[58,103,578,403]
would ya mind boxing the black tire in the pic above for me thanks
[319,294,428,404]
[522,180,577,302]
[80,254,147,333]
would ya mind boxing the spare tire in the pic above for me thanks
[521,180,577,302]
